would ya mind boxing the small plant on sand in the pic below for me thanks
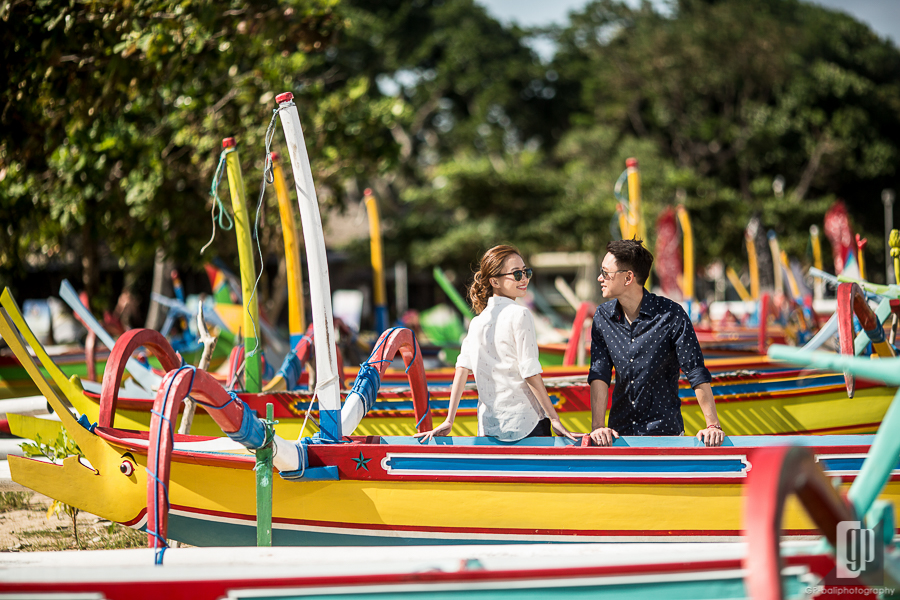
[20,430,84,547]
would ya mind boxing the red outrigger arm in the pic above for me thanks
[837,282,896,397]
[339,327,431,436]
[146,364,251,551]
[743,445,857,600]
[99,329,182,428]
[361,327,431,434]
[563,302,595,367]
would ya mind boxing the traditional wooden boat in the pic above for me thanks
[4,296,899,547]
[6,96,900,555]
[0,541,861,599]
[22,278,893,440]
[4,341,899,596]
[0,344,109,401]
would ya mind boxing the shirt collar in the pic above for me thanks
[612,289,654,322]
[487,295,517,308]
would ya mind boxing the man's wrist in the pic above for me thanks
[706,423,722,431]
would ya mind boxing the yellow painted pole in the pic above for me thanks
[363,188,388,334]
[725,267,752,302]
[675,205,694,301]
[617,205,630,240]
[810,225,824,301]
[780,250,801,301]
[856,235,868,281]
[891,229,900,284]
[222,138,261,392]
[767,231,783,296]
[271,151,306,345]
[745,228,760,301]
[625,158,650,290]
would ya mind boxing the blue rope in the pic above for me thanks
[191,390,239,410]
[346,363,381,414]
[225,400,268,449]
[276,351,304,391]
[414,390,432,430]
[200,148,235,255]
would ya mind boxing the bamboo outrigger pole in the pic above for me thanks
[271,151,307,344]
[675,205,694,302]
[364,188,388,334]
[222,137,262,393]
[745,222,760,301]
[275,93,342,441]
[618,158,651,290]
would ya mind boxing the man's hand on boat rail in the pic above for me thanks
[696,424,725,447]
[414,420,453,443]
[589,427,619,447]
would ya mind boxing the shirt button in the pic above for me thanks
[630,358,633,362]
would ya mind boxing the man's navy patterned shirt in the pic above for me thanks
[588,290,711,436]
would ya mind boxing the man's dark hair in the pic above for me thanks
[606,238,653,285]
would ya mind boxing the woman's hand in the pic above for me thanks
[414,419,453,443]
[550,418,579,441]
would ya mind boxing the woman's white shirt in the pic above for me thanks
[456,295,545,441]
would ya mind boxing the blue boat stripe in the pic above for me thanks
[382,454,749,476]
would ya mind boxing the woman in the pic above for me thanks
[416,245,577,442]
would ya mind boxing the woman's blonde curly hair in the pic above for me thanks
[468,244,522,314]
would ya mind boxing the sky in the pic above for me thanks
[477,0,900,48]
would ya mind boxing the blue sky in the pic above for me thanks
[477,0,900,46]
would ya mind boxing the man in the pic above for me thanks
[588,239,724,447]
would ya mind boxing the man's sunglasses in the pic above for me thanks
[497,268,533,281]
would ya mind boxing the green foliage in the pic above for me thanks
[0,0,401,304]
[544,0,900,277]
[19,430,83,545]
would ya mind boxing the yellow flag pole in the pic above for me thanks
[222,137,261,393]
[364,188,388,334]
[675,205,694,301]
[625,158,651,290]
[271,151,306,344]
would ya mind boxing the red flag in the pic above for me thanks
[655,207,682,299]
[823,201,854,274]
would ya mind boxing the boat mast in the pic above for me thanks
[274,93,342,441]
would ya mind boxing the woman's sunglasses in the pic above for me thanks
[497,268,533,281]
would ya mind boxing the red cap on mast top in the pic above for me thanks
[626,158,638,168]
[275,92,294,104]
[222,137,235,149]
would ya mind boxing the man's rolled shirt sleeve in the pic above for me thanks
[588,309,613,385]
[673,309,712,388]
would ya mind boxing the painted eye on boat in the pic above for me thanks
[119,460,135,476]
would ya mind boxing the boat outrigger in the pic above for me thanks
[4,93,900,552]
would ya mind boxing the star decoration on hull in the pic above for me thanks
[352,452,372,471]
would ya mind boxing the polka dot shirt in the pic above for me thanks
[588,290,711,436]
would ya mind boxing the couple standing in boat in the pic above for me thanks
[415,240,725,448]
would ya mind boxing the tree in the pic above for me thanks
[1,0,403,311]
[546,0,900,278]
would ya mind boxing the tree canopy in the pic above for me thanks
[2,0,899,317]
